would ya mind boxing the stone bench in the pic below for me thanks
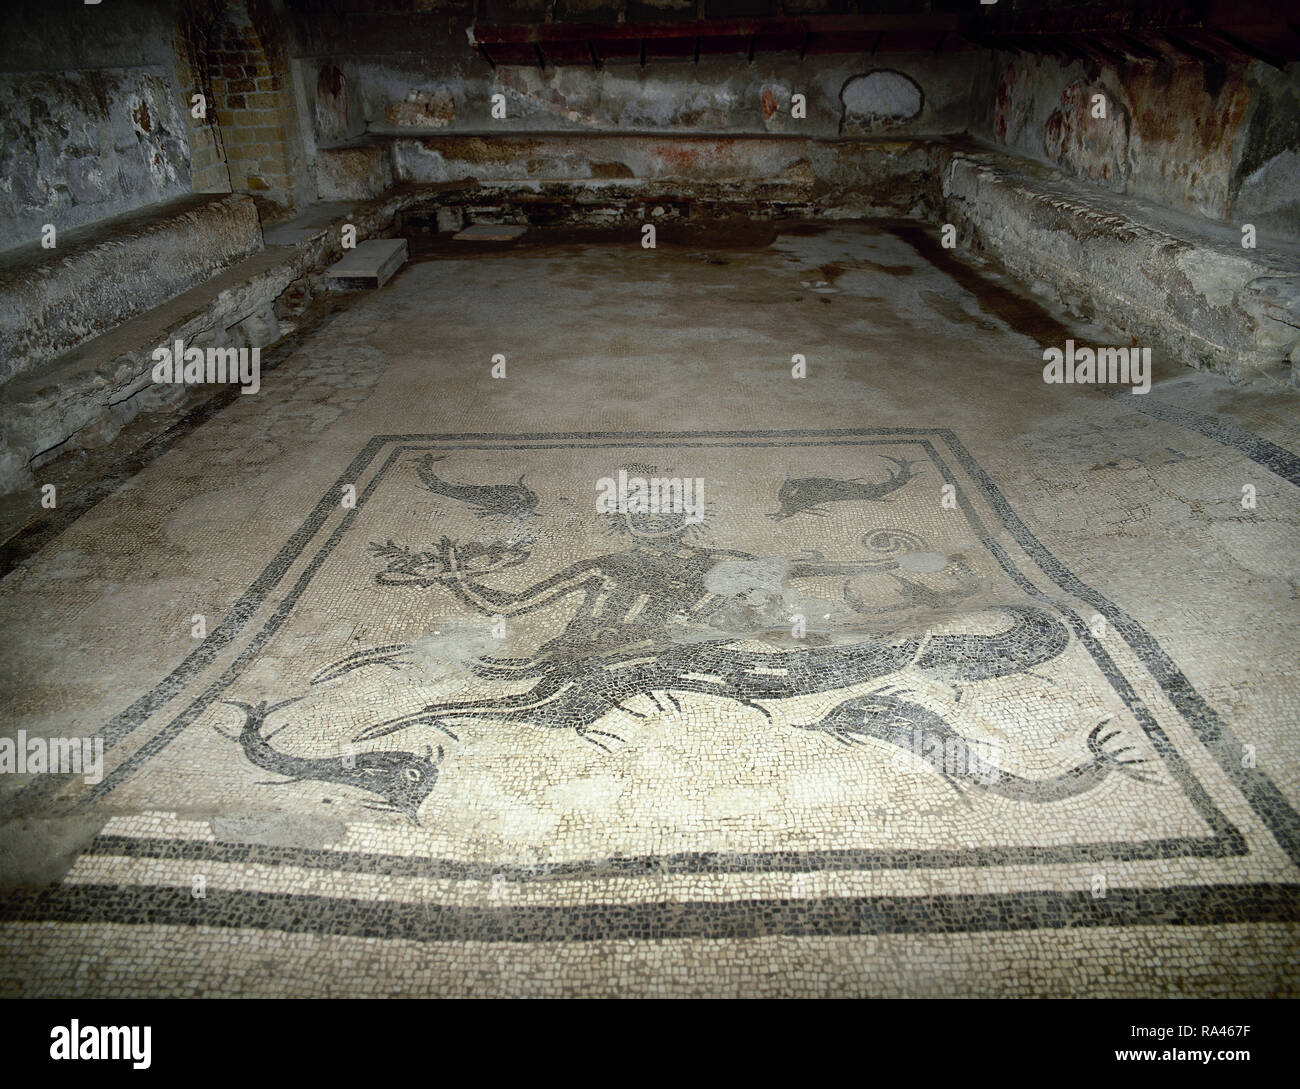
[0,194,264,384]
[0,189,415,497]
[940,144,1300,381]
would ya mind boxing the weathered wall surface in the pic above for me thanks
[325,54,977,140]
[0,0,200,254]
[970,49,1300,241]
[1231,63,1300,243]
[371,134,942,218]
[206,0,314,219]
[282,1,980,198]
[0,68,193,254]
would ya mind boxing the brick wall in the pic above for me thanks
[207,0,301,216]
[174,0,233,195]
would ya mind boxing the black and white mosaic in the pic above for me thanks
[2,429,1297,961]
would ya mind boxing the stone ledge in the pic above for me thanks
[940,145,1300,381]
[0,189,414,498]
[0,194,264,382]
[319,133,952,225]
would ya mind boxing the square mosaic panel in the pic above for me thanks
[5,429,1298,943]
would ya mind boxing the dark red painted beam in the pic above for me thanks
[972,0,1296,38]
[470,15,961,46]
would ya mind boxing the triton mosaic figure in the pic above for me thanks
[216,459,1148,820]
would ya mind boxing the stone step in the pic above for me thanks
[324,239,408,288]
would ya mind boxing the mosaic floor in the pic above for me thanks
[0,223,1297,996]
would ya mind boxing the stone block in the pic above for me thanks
[325,238,408,289]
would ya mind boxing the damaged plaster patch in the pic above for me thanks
[1044,80,1131,189]
[840,71,923,133]
[590,160,634,179]
[124,81,186,191]
[994,61,1033,145]
[1235,149,1300,236]
[315,64,350,143]
[0,69,191,249]
[616,80,738,130]
[388,87,455,128]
